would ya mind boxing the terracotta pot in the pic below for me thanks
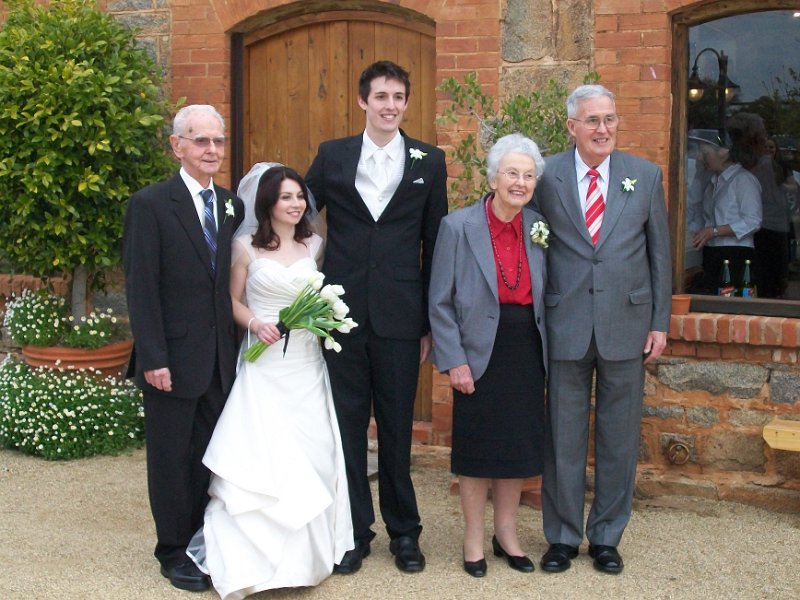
[21,339,133,377]
[671,294,691,315]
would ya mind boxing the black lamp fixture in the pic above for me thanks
[687,48,740,103]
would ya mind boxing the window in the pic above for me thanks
[673,6,800,316]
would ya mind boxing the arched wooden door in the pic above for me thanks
[238,11,437,422]
[241,12,436,175]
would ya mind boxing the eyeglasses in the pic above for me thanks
[571,115,619,130]
[178,135,226,148]
[498,170,536,183]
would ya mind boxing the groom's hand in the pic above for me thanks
[419,333,432,364]
[145,367,172,392]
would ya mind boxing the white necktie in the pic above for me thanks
[373,148,389,191]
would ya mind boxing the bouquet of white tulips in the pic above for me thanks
[242,273,357,362]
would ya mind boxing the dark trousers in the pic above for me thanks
[325,323,422,544]
[143,366,226,567]
[754,228,789,298]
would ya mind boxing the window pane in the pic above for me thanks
[685,10,800,300]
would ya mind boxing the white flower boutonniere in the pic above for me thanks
[409,147,427,167]
[224,198,235,222]
[530,221,550,248]
[621,177,637,193]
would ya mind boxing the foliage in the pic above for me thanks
[0,358,144,460]
[436,71,599,207]
[0,0,177,317]
[3,288,126,348]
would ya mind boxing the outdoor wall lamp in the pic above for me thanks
[687,47,739,103]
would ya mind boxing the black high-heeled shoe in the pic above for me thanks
[491,535,534,573]
[463,554,487,577]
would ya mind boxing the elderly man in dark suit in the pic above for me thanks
[532,85,671,575]
[306,60,448,575]
[123,104,243,591]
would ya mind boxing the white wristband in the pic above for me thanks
[247,317,257,332]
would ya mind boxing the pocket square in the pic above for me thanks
[413,177,425,184]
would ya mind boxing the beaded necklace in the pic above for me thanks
[485,197,523,290]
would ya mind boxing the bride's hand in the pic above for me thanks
[256,321,284,345]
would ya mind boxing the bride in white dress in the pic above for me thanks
[188,165,353,599]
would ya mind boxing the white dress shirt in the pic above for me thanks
[355,131,405,221]
[180,167,218,228]
[574,149,610,213]
[704,163,762,248]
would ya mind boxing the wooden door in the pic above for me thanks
[240,12,437,421]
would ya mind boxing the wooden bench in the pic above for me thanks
[763,419,800,452]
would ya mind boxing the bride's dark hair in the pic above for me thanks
[251,166,313,250]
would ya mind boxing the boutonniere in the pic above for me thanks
[409,147,427,167]
[224,198,235,222]
[621,177,637,193]
[529,221,550,248]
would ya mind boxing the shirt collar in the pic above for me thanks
[574,148,611,183]
[180,167,215,198]
[362,130,403,163]
[485,195,521,234]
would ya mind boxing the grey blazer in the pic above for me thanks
[532,149,672,362]
[428,198,548,381]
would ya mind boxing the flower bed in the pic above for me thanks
[0,358,144,460]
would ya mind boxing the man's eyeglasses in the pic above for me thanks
[571,115,619,130]
[498,170,536,183]
[178,135,226,148]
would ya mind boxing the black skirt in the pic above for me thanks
[451,304,546,479]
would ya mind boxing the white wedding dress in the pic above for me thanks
[188,234,353,600]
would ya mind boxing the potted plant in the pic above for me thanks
[0,0,176,321]
[3,287,132,376]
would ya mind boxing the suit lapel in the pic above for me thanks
[340,136,376,221]
[170,177,215,278]
[553,153,594,246]
[464,200,499,302]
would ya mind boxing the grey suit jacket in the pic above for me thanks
[429,199,548,381]
[532,149,671,362]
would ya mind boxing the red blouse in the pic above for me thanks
[485,196,533,305]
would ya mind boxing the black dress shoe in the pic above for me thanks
[389,536,426,573]
[540,543,579,573]
[491,535,534,573]
[333,541,371,575]
[463,556,487,578]
[588,544,623,574]
[160,560,210,592]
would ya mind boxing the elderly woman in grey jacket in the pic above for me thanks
[429,133,549,577]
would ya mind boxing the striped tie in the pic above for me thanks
[585,168,604,245]
[200,188,217,272]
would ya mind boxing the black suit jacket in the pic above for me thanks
[306,131,448,339]
[123,172,244,398]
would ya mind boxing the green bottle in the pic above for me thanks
[718,259,735,297]
[739,259,756,297]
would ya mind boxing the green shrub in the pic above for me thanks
[0,0,178,318]
[436,71,599,207]
[0,358,144,460]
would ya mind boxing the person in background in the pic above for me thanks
[429,133,549,578]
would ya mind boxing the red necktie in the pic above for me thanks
[585,168,604,245]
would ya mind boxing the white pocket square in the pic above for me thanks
[413,177,425,184]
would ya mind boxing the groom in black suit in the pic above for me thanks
[306,61,447,574]
[123,105,243,591]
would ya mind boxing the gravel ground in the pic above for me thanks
[1,446,799,600]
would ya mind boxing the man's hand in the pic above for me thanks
[144,367,172,392]
[449,364,475,394]
[420,333,432,364]
[643,331,667,364]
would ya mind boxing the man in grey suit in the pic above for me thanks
[532,85,671,574]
